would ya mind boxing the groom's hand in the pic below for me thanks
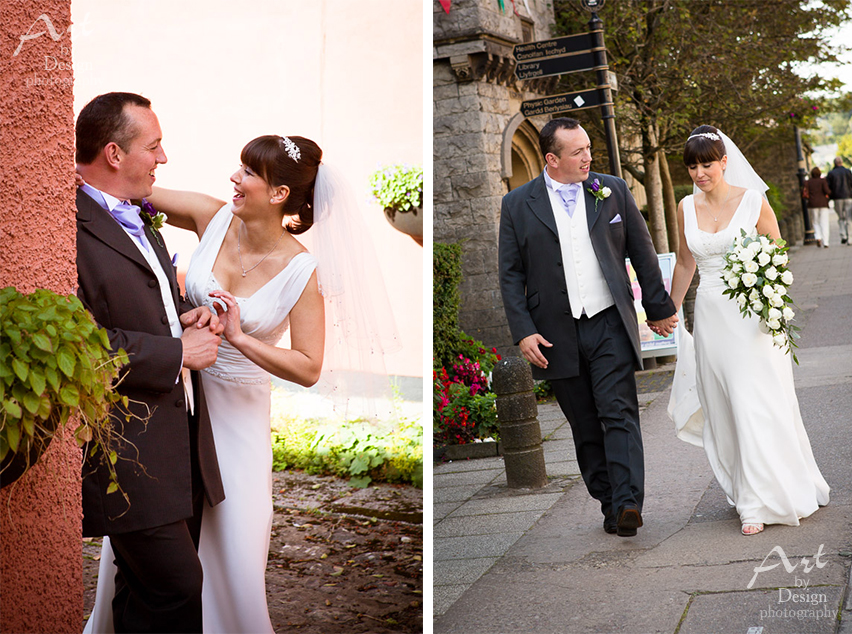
[647,314,679,336]
[519,333,552,369]
[181,325,222,370]
[181,306,224,335]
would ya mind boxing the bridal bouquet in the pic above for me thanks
[721,230,800,362]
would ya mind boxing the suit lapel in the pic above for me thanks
[525,173,559,236]
[584,174,602,232]
[77,189,153,273]
[148,226,181,304]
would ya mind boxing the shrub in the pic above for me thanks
[271,415,423,489]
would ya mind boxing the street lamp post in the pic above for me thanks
[794,124,815,244]
[587,10,621,178]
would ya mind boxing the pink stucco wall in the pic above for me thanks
[1,1,83,631]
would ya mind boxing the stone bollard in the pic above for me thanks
[492,356,548,489]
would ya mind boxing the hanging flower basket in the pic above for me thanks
[370,164,423,246]
[0,287,130,493]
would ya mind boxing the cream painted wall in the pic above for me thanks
[71,0,423,378]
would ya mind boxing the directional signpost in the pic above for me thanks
[513,1,622,178]
[514,51,601,81]
[520,89,602,118]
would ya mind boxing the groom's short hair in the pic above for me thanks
[539,118,581,159]
[76,92,152,165]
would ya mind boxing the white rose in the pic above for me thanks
[762,285,774,298]
[774,284,786,297]
[742,273,758,287]
[737,294,748,308]
[739,249,754,262]
[728,277,739,289]
[752,299,764,312]
[773,333,787,347]
[764,266,778,281]
[744,260,760,273]
[749,288,760,301]
[757,252,771,266]
[601,186,612,198]
[749,241,762,254]
[770,295,785,308]
[767,307,782,320]
[780,270,794,285]
[773,253,788,266]
[732,263,743,274]
[767,318,781,331]
[782,306,795,320]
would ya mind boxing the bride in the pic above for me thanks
[85,134,378,632]
[664,125,830,536]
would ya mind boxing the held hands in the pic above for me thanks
[208,290,245,346]
[180,307,223,370]
[519,333,552,369]
[646,314,679,337]
[180,306,225,335]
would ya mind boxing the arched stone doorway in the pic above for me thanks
[502,113,544,191]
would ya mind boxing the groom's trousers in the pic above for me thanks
[109,485,205,633]
[549,306,644,518]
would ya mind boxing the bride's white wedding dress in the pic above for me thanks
[85,203,317,633]
[670,189,829,526]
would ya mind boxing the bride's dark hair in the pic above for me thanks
[240,135,323,234]
[683,125,726,166]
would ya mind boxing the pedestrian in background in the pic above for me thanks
[826,156,852,245]
[805,166,832,248]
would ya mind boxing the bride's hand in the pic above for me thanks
[209,290,245,345]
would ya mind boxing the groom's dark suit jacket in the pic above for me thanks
[499,171,675,380]
[76,189,225,537]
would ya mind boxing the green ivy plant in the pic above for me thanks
[369,164,423,220]
[0,286,131,499]
[271,415,423,489]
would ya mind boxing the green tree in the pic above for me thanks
[553,0,851,251]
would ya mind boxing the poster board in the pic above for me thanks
[625,252,679,357]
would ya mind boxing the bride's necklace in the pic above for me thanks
[237,222,287,277]
[703,185,732,222]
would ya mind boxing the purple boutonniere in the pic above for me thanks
[135,198,168,247]
[586,178,612,211]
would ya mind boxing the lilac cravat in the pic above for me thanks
[109,201,149,250]
[558,183,579,218]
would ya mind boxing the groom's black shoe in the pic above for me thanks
[603,514,618,534]
[616,503,643,537]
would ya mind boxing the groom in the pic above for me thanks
[76,92,225,632]
[499,117,677,536]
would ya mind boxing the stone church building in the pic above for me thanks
[433,0,560,352]
[434,0,808,355]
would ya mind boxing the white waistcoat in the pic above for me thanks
[547,185,615,319]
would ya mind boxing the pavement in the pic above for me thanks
[433,215,852,633]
